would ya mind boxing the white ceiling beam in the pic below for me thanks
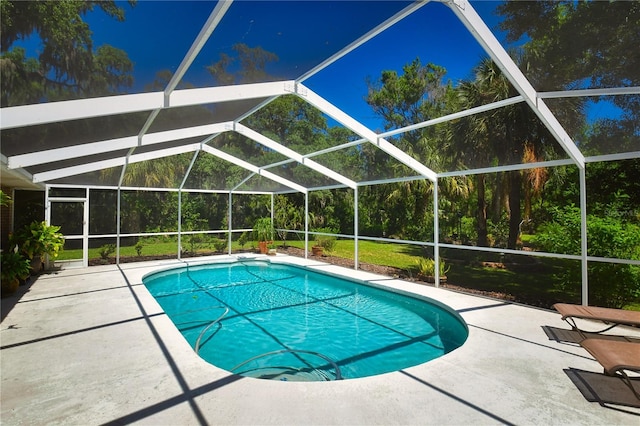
[444,0,585,168]
[169,81,292,108]
[295,83,438,182]
[538,86,640,99]
[200,145,307,194]
[234,122,357,189]
[297,1,430,83]
[1,81,294,130]
[380,95,525,138]
[164,0,233,100]
[8,122,234,168]
[32,143,202,183]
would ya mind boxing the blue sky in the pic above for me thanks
[14,1,618,130]
[76,0,508,130]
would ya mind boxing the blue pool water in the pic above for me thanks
[143,260,468,381]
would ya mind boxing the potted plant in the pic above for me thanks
[15,221,65,272]
[312,228,337,257]
[1,251,31,297]
[253,217,274,254]
[415,257,450,283]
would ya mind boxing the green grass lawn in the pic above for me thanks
[57,237,637,311]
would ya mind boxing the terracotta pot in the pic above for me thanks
[258,241,269,254]
[30,256,43,275]
[312,246,323,256]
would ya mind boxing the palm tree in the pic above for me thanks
[453,57,548,249]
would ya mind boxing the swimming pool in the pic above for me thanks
[143,259,468,381]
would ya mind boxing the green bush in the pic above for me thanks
[415,257,450,277]
[212,238,227,253]
[99,244,116,260]
[313,227,337,252]
[534,205,640,308]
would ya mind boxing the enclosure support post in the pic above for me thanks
[354,186,359,270]
[44,184,50,224]
[116,186,121,265]
[433,181,440,287]
[83,187,89,268]
[579,166,589,305]
[228,192,233,255]
[305,193,309,258]
[270,193,275,245]
[177,190,182,260]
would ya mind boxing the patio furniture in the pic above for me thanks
[553,303,640,334]
[579,338,640,400]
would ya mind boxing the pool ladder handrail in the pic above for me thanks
[230,349,342,380]
[194,307,230,354]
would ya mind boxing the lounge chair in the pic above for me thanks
[553,303,640,334]
[579,338,640,400]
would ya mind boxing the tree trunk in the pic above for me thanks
[476,173,488,247]
[507,171,522,249]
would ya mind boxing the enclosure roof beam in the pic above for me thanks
[0,81,295,130]
[296,1,430,84]
[200,144,307,194]
[538,86,640,99]
[443,0,585,168]
[295,83,438,182]
[234,122,357,189]
[32,143,204,183]
[164,0,233,101]
[380,95,525,138]
[8,122,234,168]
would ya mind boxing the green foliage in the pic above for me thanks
[0,190,11,207]
[14,221,65,260]
[212,238,227,253]
[98,244,116,260]
[415,257,450,277]
[237,232,249,249]
[313,228,337,253]
[253,217,274,242]
[1,0,136,106]
[184,233,210,256]
[274,195,303,247]
[134,241,144,256]
[1,251,31,282]
[534,206,640,307]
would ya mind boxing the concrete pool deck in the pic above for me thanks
[2,254,639,425]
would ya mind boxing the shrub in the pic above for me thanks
[238,232,248,249]
[534,205,640,308]
[415,257,450,277]
[99,244,116,260]
[134,241,144,256]
[313,227,337,253]
[213,238,227,253]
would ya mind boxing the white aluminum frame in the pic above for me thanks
[1,0,637,304]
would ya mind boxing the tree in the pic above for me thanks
[453,56,566,249]
[207,43,278,85]
[1,0,136,106]
[496,0,640,156]
[366,58,466,240]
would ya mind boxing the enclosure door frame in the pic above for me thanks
[45,186,89,268]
